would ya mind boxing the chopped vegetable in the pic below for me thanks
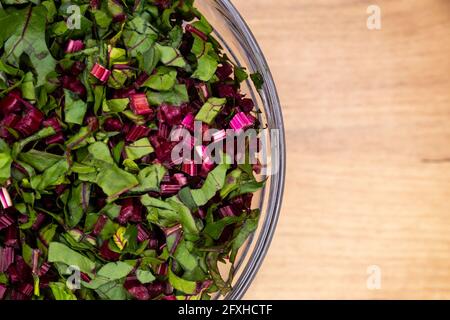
[230,112,255,132]
[0,187,12,209]
[91,63,111,82]
[0,0,264,301]
[65,40,84,54]
[130,93,152,115]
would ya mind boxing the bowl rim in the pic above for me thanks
[215,0,287,300]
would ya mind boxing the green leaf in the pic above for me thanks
[174,240,198,271]
[230,211,260,262]
[107,0,124,21]
[167,25,183,48]
[182,159,230,207]
[64,229,95,250]
[50,21,68,37]
[191,37,218,82]
[206,252,231,295]
[192,15,213,35]
[142,195,180,227]
[203,216,244,240]
[192,54,218,82]
[0,60,23,77]
[159,7,175,31]
[21,72,36,101]
[228,180,265,199]
[167,197,199,235]
[83,261,133,290]
[142,66,177,91]
[30,159,69,191]
[39,223,58,247]
[112,140,124,163]
[123,225,138,253]
[141,195,174,211]
[168,267,197,295]
[0,7,22,42]
[219,168,242,198]
[234,66,248,83]
[93,9,112,29]
[100,220,119,241]
[22,242,33,267]
[12,127,56,158]
[219,167,266,199]
[11,162,35,183]
[195,97,226,125]
[19,206,37,230]
[64,89,87,125]
[93,85,105,113]
[123,159,139,172]
[100,261,133,280]
[88,141,115,165]
[1,5,57,87]
[107,69,130,89]
[147,84,189,106]
[142,195,198,234]
[136,269,156,284]
[113,226,128,251]
[123,16,158,57]
[67,183,91,228]
[0,139,12,184]
[42,0,57,22]
[19,150,63,172]
[48,242,96,276]
[49,282,77,300]
[131,164,166,193]
[95,165,139,200]
[125,138,154,161]
[0,273,7,285]
[95,281,128,300]
[103,98,129,113]
[100,202,121,220]
[121,110,145,124]
[156,43,186,68]
[177,187,197,212]
[136,46,160,76]
[65,126,91,151]
[250,72,264,90]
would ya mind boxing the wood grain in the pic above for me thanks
[231,0,450,299]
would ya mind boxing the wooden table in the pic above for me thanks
[232,0,450,299]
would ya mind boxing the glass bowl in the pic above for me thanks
[195,1,286,299]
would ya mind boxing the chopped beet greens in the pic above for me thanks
[0,0,264,300]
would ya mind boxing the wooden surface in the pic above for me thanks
[232,0,450,299]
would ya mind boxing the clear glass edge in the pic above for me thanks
[212,0,287,300]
